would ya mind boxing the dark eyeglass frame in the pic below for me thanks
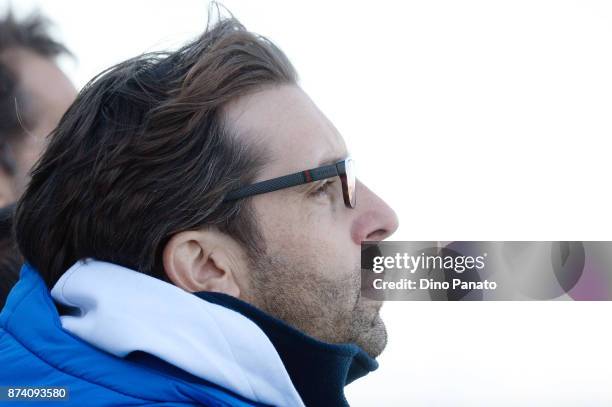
[223,157,356,208]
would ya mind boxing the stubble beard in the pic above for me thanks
[242,249,388,358]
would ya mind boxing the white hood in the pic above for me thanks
[50,259,304,407]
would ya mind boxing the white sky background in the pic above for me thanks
[3,0,612,405]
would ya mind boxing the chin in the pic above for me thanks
[352,311,388,358]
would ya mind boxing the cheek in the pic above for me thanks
[256,197,359,278]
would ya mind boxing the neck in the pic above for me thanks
[194,291,378,407]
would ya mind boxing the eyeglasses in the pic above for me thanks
[224,157,356,208]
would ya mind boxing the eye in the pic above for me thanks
[310,180,334,197]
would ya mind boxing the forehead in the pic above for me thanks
[2,48,76,124]
[223,84,348,179]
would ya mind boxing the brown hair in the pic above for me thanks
[14,12,297,287]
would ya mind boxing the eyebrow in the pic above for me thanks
[317,152,348,167]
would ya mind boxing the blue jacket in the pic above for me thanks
[0,260,376,406]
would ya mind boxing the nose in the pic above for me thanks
[350,180,399,245]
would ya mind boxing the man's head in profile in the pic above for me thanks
[6,10,398,406]
[0,12,76,205]
[0,11,76,310]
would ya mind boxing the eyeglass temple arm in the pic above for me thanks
[224,162,340,202]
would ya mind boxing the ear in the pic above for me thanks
[162,228,246,297]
